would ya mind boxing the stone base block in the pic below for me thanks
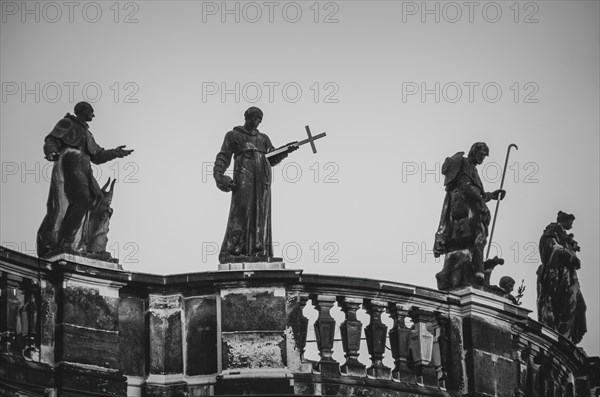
[144,382,188,397]
[56,363,127,397]
[367,364,392,380]
[48,253,122,270]
[218,261,286,271]
[392,364,416,383]
[313,359,340,377]
[341,359,367,377]
[215,377,293,395]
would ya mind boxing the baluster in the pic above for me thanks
[311,294,339,376]
[433,313,450,389]
[431,320,445,389]
[337,297,366,376]
[388,303,414,383]
[363,299,391,379]
[408,307,435,386]
[288,293,310,363]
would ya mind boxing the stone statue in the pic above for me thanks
[537,211,587,344]
[498,276,518,304]
[213,107,296,263]
[36,102,133,260]
[433,142,506,290]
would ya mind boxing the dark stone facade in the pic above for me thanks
[1,246,598,396]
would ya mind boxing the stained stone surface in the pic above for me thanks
[222,332,286,369]
[40,281,56,364]
[63,285,118,330]
[149,295,183,375]
[118,295,145,376]
[187,384,212,397]
[60,282,121,369]
[463,316,512,358]
[470,350,516,397]
[221,287,287,371]
[144,382,188,397]
[463,316,515,396]
[214,378,293,395]
[185,296,217,375]
[447,316,466,391]
[56,362,127,397]
[221,287,286,332]
[62,324,119,368]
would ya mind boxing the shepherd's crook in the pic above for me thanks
[486,143,518,260]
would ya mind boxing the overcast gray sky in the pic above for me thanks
[1,0,598,356]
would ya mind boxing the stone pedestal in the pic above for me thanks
[456,287,529,397]
[218,261,286,271]
[220,286,288,371]
[47,253,122,270]
[218,286,293,394]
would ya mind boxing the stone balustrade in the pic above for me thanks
[1,246,597,397]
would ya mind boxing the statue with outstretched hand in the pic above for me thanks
[37,101,133,261]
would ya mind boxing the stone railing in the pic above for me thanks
[0,246,597,397]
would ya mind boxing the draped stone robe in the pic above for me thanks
[214,126,285,263]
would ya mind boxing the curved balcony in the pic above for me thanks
[0,246,597,397]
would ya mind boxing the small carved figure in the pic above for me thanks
[433,142,505,290]
[86,178,117,261]
[213,107,296,263]
[36,102,133,259]
[537,211,587,344]
[498,276,518,304]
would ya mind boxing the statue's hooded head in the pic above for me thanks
[74,101,95,122]
[244,107,263,120]
[244,107,263,130]
[468,142,489,165]
[557,211,575,229]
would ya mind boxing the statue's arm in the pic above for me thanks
[213,132,235,192]
[91,146,133,165]
[266,136,297,166]
[484,190,506,202]
[88,132,133,165]
[456,175,486,204]
[43,135,62,161]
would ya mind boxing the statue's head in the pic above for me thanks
[557,211,575,230]
[468,142,489,165]
[74,101,95,122]
[499,276,515,293]
[244,107,263,129]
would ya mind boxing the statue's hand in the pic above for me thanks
[45,152,59,161]
[491,189,506,200]
[113,145,134,158]
[215,174,235,192]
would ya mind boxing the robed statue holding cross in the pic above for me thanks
[213,107,326,264]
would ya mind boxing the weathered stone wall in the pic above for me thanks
[1,246,597,397]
